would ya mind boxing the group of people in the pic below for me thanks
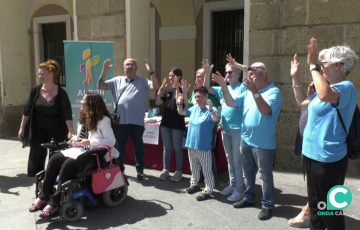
[20,37,357,229]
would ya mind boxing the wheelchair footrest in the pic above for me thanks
[72,188,98,206]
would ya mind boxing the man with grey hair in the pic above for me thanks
[213,61,283,220]
[98,58,160,180]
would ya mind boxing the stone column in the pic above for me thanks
[0,0,31,136]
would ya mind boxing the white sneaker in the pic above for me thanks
[220,185,234,195]
[159,170,170,180]
[227,190,244,202]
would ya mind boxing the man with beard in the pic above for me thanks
[97,58,160,179]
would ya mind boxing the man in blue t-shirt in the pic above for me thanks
[97,58,160,180]
[213,62,283,221]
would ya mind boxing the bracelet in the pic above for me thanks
[292,85,302,88]
[209,109,213,113]
[149,71,155,75]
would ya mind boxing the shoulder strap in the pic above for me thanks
[336,108,348,136]
[113,79,134,113]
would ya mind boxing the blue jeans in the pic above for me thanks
[240,139,275,209]
[161,126,184,172]
[117,124,145,172]
[221,129,244,193]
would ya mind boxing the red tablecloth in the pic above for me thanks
[123,126,228,175]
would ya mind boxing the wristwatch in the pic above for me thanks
[309,64,321,72]
[253,93,260,99]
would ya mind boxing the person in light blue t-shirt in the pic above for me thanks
[177,83,220,202]
[292,38,358,230]
[203,56,248,203]
[213,62,283,221]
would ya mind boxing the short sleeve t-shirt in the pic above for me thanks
[160,87,186,131]
[185,105,218,151]
[106,76,152,126]
[212,83,248,130]
[234,83,283,150]
[302,81,357,163]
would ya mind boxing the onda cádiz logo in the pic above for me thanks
[317,185,352,216]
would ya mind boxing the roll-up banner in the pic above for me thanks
[64,41,115,128]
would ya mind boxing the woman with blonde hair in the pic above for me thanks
[19,60,75,177]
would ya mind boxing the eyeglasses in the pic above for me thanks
[225,71,233,75]
[125,63,137,67]
[247,66,265,72]
[320,62,328,67]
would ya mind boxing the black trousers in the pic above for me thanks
[303,155,348,230]
[27,123,65,177]
[39,152,94,207]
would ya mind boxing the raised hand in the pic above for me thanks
[202,59,214,76]
[102,58,113,73]
[212,72,227,88]
[180,79,190,94]
[307,38,318,65]
[291,54,300,78]
[206,99,213,111]
[243,76,257,93]
[176,93,184,105]
[195,78,201,89]
[159,78,167,91]
[145,58,153,72]
[307,82,316,96]
[226,53,239,66]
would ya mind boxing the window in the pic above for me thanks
[42,22,66,86]
[212,9,244,81]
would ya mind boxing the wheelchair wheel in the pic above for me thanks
[62,201,84,222]
[103,183,128,207]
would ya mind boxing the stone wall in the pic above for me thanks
[76,0,126,76]
[249,0,360,176]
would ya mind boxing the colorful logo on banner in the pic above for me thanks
[80,49,100,87]
[317,185,352,216]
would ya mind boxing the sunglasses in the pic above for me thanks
[320,62,328,67]
[225,71,233,75]
[247,66,266,72]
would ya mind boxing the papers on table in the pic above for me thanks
[61,147,86,159]
[144,116,162,123]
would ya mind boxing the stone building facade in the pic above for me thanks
[0,0,359,175]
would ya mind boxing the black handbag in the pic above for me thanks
[22,85,42,148]
[111,79,134,136]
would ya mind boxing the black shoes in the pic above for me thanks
[233,199,255,208]
[258,208,273,220]
[137,171,145,180]
[186,182,201,194]
[196,189,211,201]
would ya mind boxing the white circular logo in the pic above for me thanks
[105,173,111,179]
[317,201,326,210]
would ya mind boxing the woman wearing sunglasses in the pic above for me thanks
[292,38,357,230]
[203,56,248,202]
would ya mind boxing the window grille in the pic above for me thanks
[212,9,244,82]
[42,22,66,86]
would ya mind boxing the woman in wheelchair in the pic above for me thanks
[29,92,119,218]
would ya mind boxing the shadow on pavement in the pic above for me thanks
[0,173,33,196]
[36,196,169,229]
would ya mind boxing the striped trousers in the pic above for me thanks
[188,148,215,193]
